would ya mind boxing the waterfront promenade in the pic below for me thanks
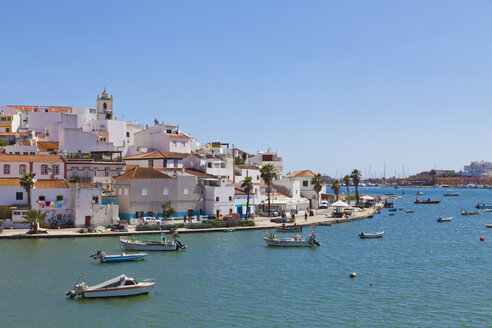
[0,204,381,239]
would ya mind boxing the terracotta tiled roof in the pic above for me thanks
[287,170,316,178]
[124,151,188,160]
[0,178,21,186]
[168,133,190,140]
[235,188,246,195]
[20,141,31,146]
[34,180,68,189]
[4,105,72,113]
[0,154,63,162]
[115,167,172,179]
[184,168,218,179]
[37,142,59,152]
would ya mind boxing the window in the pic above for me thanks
[56,195,63,201]
[16,192,23,200]
[118,188,122,195]
[116,169,121,176]
[190,161,194,168]
[174,159,179,167]
[41,165,48,175]
[149,160,153,168]
[103,103,107,110]
[124,188,128,195]
[30,152,35,155]
[83,168,88,178]
[257,175,259,180]
[216,197,219,201]
[208,163,212,168]
[229,196,232,201]
[14,152,20,155]
[3,165,10,175]
[72,168,77,177]
[92,196,99,204]
[6,128,9,132]
[94,169,97,177]
[303,180,309,187]
[163,159,168,168]
[126,132,130,137]
[19,165,26,175]
[53,165,59,175]
[184,188,189,195]
[163,188,168,195]
[142,188,148,196]
[181,142,185,147]
[23,152,28,155]
[173,141,177,147]
[38,195,46,201]
[90,108,96,114]
[105,168,109,177]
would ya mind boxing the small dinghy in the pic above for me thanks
[405,210,414,213]
[476,203,492,209]
[264,231,320,247]
[389,213,396,216]
[66,274,155,298]
[91,249,147,263]
[275,225,303,233]
[485,209,492,212]
[437,217,452,222]
[389,208,397,212]
[461,210,479,216]
[358,231,384,239]
[485,224,492,228]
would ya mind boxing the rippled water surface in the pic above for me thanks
[0,187,491,327]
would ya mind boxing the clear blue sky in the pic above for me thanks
[1,0,492,178]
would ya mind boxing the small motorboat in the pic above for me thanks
[399,208,405,211]
[486,224,492,228]
[276,225,303,233]
[358,231,384,239]
[416,191,424,195]
[264,231,320,247]
[120,232,186,251]
[485,209,492,212]
[91,249,147,263]
[405,210,414,213]
[389,213,396,216]
[383,200,395,208]
[476,203,492,209]
[415,197,441,204]
[389,208,397,212]
[444,190,460,196]
[66,274,155,298]
[461,209,479,215]
[437,217,452,222]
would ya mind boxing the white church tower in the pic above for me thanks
[96,88,113,120]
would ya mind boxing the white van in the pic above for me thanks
[319,201,329,209]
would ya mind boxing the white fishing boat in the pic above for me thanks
[485,209,492,212]
[263,231,320,247]
[66,274,155,298]
[444,190,460,196]
[416,191,424,195]
[461,209,479,216]
[486,224,492,228]
[120,236,186,251]
[358,231,384,239]
[475,203,492,209]
[437,217,452,222]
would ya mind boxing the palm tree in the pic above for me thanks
[20,172,36,210]
[23,209,46,234]
[260,164,278,217]
[331,179,341,201]
[351,169,362,204]
[343,175,351,204]
[241,176,253,218]
[311,173,325,214]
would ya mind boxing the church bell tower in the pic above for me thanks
[96,88,113,120]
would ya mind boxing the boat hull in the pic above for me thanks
[263,237,318,247]
[359,232,384,239]
[415,201,441,204]
[120,239,179,251]
[100,254,147,263]
[275,227,303,233]
[437,218,452,222]
[82,283,155,298]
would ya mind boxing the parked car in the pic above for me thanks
[139,217,161,225]
[260,209,280,217]
[223,213,241,220]
[319,201,329,209]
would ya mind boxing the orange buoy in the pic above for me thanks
[480,236,485,242]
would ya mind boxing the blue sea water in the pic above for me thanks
[0,187,491,327]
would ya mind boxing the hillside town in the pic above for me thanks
[0,89,327,229]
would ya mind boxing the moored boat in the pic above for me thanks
[358,231,384,239]
[389,208,397,212]
[437,217,452,222]
[415,197,441,204]
[461,209,479,215]
[486,224,492,228]
[276,225,303,233]
[91,249,147,263]
[120,232,186,251]
[66,274,155,298]
[475,203,492,209]
[444,190,460,196]
[264,231,320,247]
[405,210,414,213]
[416,191,424,195]
[486,209,492,212]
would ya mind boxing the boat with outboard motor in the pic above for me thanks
[358,231,384,239]
[475,203,492,209]
[437,217,452,222]
[264,231,320,247]
[120,231,186,251]
[91,249,147,263]
[66,274,155,298]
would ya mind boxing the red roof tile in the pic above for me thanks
[115,167,172,179]
[124,151,188,160]
[0,154,63,162]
